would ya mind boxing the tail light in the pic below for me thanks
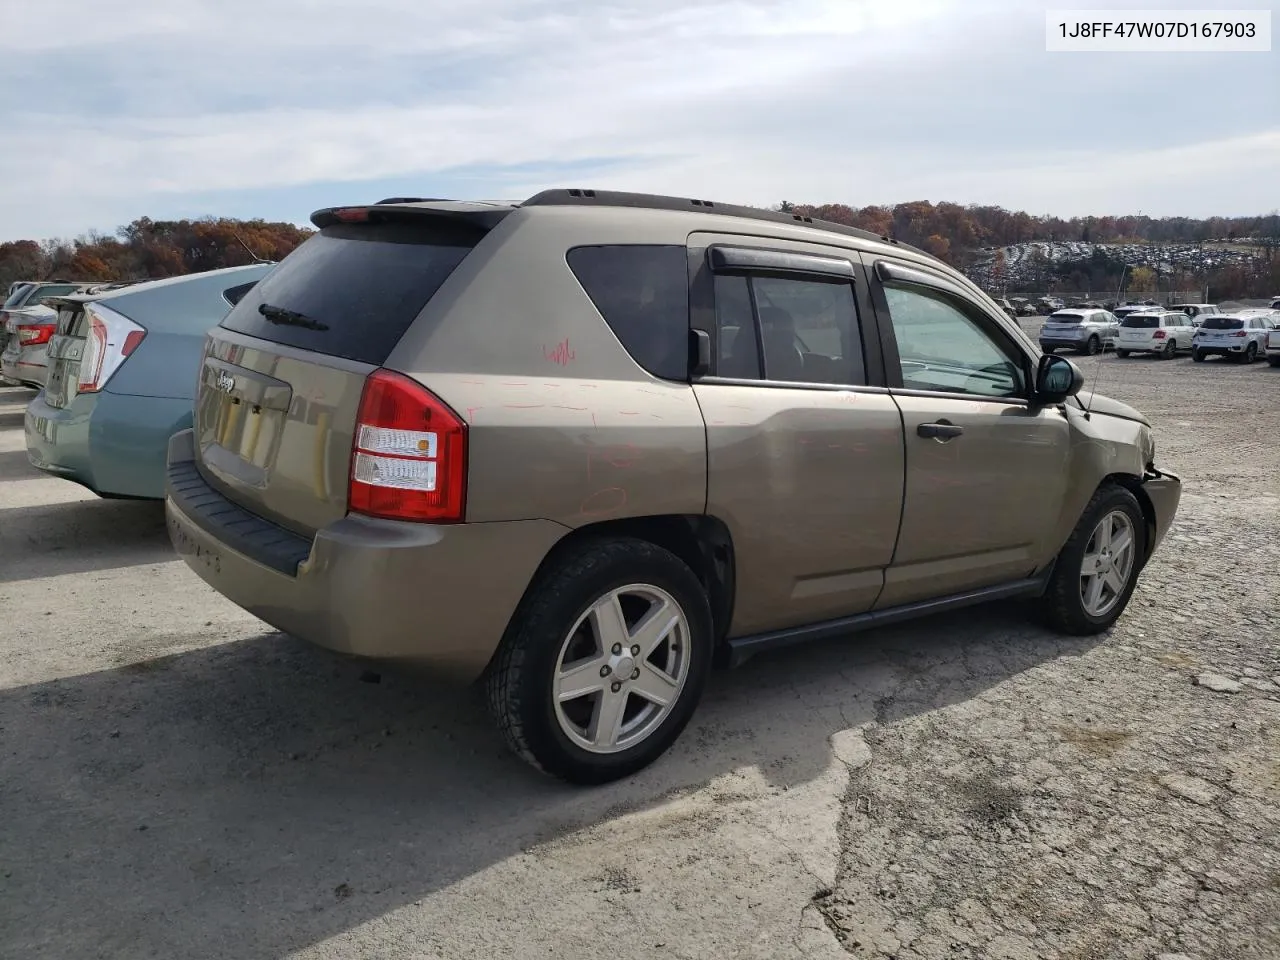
[78,302,147,393]
[348,369,467,523]
[1152,330,1166,339]
[1230,331,1247,338]
[16,323,55,346]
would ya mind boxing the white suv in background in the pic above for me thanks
[1116,311,1194,359]
[1193,314,1273,363]
[1169,303,1221,326]
[1267,324,1280,367]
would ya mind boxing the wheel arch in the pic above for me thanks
[1102,472,1158,568]
[484,513,737,676]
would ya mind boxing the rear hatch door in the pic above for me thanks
[42,297,93,409]
[194,211,493,536]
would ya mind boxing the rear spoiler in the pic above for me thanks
[311,200,515,231]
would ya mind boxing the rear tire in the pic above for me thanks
[1116,349,1130,359]
[1038,484,1147,636]
[1082,336,1101,356]
[1269,357,1280,367]
[1161,339,1175,360]
[1245,343,1258,363]
[485,537,713,785]
[1192,349,1205,362]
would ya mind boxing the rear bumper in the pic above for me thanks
[1194,342,1249,354]
[164,429,569,682]
[2,352,47,387]
[25,389,190,499]
[1142,466,1181,559]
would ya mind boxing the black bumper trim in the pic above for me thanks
[166,459,313,577]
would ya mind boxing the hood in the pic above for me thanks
[1072,392,1149,426]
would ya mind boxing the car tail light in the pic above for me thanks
[348,369,467,523]
[1152,329,1166,339]
[1230,331,1247,338]
[78,302,147,393]
[16,323,54,346]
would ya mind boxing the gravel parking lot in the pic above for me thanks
[2,342,1278,960]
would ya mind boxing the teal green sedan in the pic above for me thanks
[25,264,275,499]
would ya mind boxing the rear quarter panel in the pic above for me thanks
[386,207,708,527]
[102,266,275,399]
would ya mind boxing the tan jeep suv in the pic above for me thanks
[165,189,1181,784]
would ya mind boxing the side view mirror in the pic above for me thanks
[1033,353,1084,405]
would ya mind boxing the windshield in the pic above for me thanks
[1200,317,1243,330]
[1122,316,1160,328]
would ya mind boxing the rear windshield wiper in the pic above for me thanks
[258,302,329,330]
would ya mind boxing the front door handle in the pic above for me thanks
[917,421,964,440]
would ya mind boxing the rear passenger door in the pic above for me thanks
[687,233,905,637]
[865,257,1071,607]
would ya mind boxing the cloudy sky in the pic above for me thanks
[0,0,1275,240]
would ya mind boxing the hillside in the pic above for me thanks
[3,202,1278,299]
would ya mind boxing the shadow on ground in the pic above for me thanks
[0,447,39,482]
[0,604,1103,959]
[0,498,171,583]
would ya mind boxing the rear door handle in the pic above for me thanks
[917,421,963,440]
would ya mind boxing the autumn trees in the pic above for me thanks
[0,217,313,289]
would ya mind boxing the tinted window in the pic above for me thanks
[3,284,33,309]
[567,245,689,381]
[20,284,79,306]
[713,274,759,379]
[223,281,257,306]
[752,276,862,384]
[1122,316,1160,328]
[883,284,1025,398]
[1200,317,1243,330]
[1048,312,1084,324]
[710,271,864,385]
[219,222,483,366]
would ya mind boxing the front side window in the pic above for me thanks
[711,271,864,385]
[882,284,1026,398]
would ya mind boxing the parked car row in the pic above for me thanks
[0,280,108,387]
[1038,301,1279,362]
[6,189,1186,785]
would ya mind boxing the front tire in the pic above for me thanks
[1038,484,1147,635]
[485,537,713,785]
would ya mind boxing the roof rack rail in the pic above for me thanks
[519,188,932,259]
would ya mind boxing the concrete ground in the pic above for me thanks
[1,341,1277,960]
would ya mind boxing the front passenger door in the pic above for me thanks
[868,258,1072,608]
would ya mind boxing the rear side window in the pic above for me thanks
[566,245,689,381]
[1201,317,1243,330]
[223,281,258,306]
[219,222,484,366]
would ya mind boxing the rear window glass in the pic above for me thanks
[218,222,483,366]
[3,285,33,308]
[1200,317,1243,330]
[1122,316,1160,328]
[566,245,689,381]
[21,284,80,306]
[1048,313,1084,323]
